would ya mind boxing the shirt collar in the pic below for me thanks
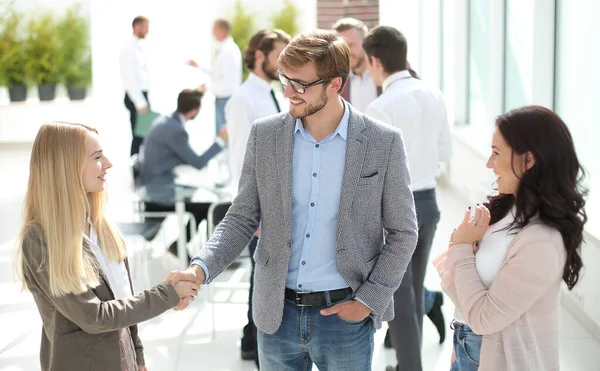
[294,99,349,142]
[350,69,371,80]
[176,113,186,124]
[247,72,273,92]
[382,70,412,92]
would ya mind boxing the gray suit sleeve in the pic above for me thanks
[167,128,223,170]
[192,123,261,279]
[354,131,418,316]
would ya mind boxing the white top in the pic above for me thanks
[83,223,132,300]
[366,70,452,191]
[119,35,151,109]
[206,36,242,98]
[225,72,280,191]
[454,208,517,323]
[349,70,378,113]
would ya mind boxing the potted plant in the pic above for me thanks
[25,11,61,101]
[230,0,256,81]
[0,9,29,102]
[271,0,301,37]
[56,5,92,100]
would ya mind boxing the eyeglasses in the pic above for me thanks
[277,71,330,94]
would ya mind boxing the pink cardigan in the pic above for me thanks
[434,222,566,371]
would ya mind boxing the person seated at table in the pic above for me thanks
[139,88,228,257]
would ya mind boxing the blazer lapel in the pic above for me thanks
[337,106,367,236]
[276,114,296,243]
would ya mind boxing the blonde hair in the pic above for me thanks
[278,29,350,93]
[332,17,369,39]
[17,122,127,297]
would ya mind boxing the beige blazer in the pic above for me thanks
[21,226,180,371]
[435,222,566,371]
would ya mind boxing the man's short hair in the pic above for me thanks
[177,89,203,114]
[332,17,368,39]
[362,26,408,74]
[278,29,350,93]
[132,16,148,28]
[244,29,291,70]
[214,18,232,33]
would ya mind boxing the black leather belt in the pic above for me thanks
[285,287,353,307]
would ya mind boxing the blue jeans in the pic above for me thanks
[450,321,482,371]
[424,288,435,314]
[214,96,229,135]
[257,300,375,371]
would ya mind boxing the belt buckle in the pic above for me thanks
[294,292,309,307]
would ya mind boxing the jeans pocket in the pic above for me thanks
[335,314,368,325]
[459,332,482,367]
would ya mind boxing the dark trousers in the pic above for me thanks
[389,189,440,371]
[144,201,211,248]
[124,91,148,156]
[242,237,259,352]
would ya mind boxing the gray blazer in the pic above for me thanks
[140,112,223,204]
[194,103,418,334]
[21,226,180,371]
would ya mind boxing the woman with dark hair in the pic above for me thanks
[434,105,587,370]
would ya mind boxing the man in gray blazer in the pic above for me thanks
[174,30,418,370]
[140,89,227,255]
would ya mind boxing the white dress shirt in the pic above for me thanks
[119,35,151,109]
[454,209,518,323]
[225,72,280,191]
[349,70,378,113]
[207,36,242,98]
[366,70,452,191]
[83,223,132,300]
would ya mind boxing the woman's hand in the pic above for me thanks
[173,280,199,301]
[451,204,491,247]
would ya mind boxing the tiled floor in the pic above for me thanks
[1,97,599,370]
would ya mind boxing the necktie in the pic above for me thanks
[270,89,281,113]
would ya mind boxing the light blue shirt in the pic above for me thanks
[286,103,350,292]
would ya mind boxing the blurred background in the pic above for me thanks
[0,0,599,370]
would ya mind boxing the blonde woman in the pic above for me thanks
[16,122,199,371]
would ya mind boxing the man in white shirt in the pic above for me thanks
[332,17,380,113]
[187,19,242,135]
[120,16,151,156]
[363,26,452,371]
[225,28,291,365]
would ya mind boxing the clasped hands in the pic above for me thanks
[450,203,491,253]
[165,265,206,310]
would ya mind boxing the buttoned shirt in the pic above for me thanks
[286,103,350,292]
[225,73,280,191]
[119,35,151,109]
[208,36,242,98]
[349,69,378,112]
[366,70,452,191]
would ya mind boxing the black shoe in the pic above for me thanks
[385,366,398,371]
[426,291,446,344]
[241,349,257,361]
[384,328,393,349]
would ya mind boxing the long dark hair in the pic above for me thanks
[484,105,587,290]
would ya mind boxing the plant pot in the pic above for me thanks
[67,85,87,100]
[38,84,57,101]
[8,84,27,102]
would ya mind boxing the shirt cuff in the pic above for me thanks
[353,296,373,313]
[190,258,211,284]
[215,137,226,149]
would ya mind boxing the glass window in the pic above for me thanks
[555,0,600,237]
[504,0,534,111]
[467,0,491,126]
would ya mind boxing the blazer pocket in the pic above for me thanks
[358,172,380,186]
[253,247,269,267]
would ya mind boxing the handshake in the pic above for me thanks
[164,265,207,311]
